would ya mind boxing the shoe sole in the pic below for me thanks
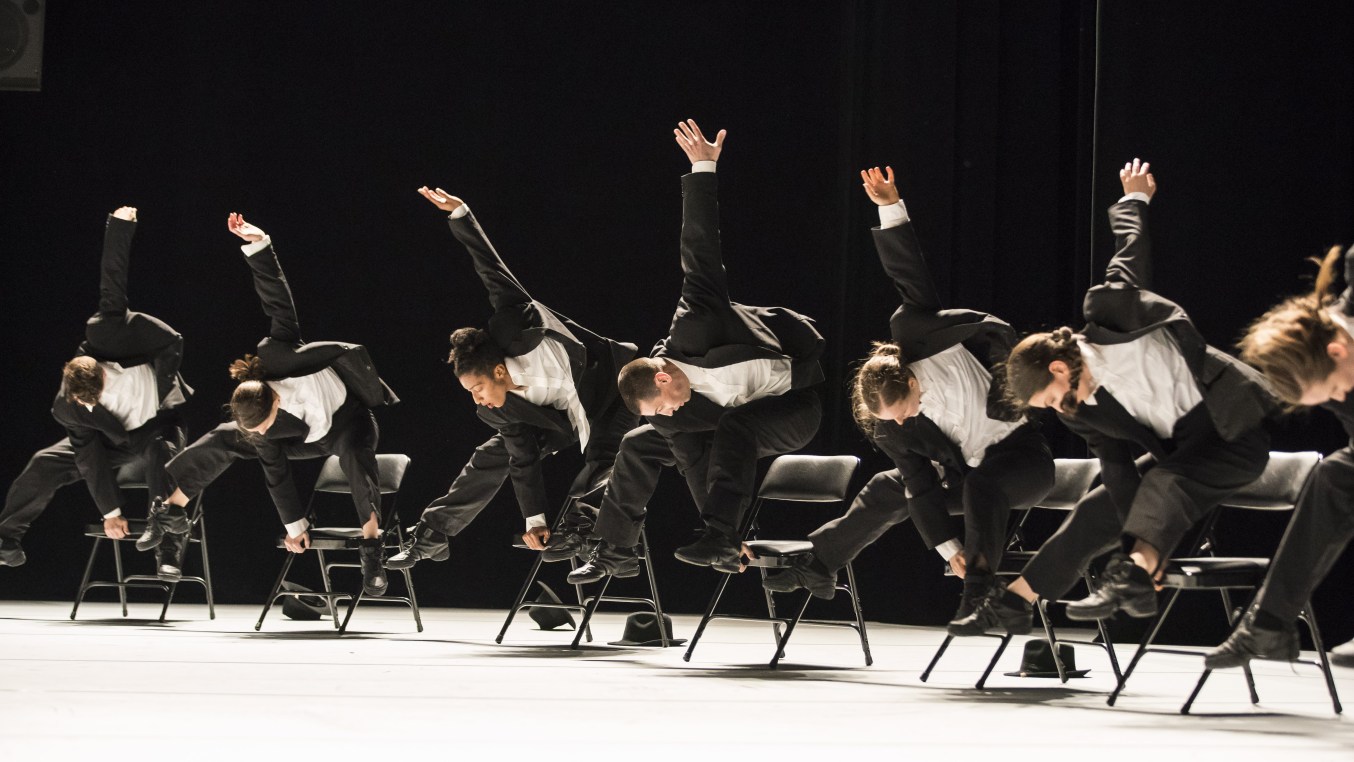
[0,555,25,567]
[135,536,164,552]
[157,568,182,583]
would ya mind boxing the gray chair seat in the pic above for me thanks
[1161,557,1269,588]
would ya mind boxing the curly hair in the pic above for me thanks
[447,327,506,378]
[62,356,104,405]
[849,342,916,436]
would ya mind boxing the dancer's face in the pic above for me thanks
[1300,339,1354,405]
[1026,360,1086,413]
[460,365,511,409]
[638,365,692,417]
[873,378,922,424]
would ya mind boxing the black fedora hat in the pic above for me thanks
[1004,639,1090,678]
[527,582,576,631]
[280,581,330,621]
[608,612,686,647]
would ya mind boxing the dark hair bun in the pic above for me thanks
[449,327,488,354]
[1050,326,1076,345]
[869,341,902,359]
[228,354,265,382]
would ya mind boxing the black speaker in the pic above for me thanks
[0,0,43,91]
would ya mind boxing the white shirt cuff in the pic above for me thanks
[525,514,547,530]
[102,508,122,520]
[241,233,272,257]
[691,160,717,174]
[1119,191,1151,205]
[877,199,911,229]
[285,517,310,538]
[448,204,470,220]
[936,538,963,562]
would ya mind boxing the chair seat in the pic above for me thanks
[84,519,149,538]
[745,540,814,557]
[275,527,403,551]
[1162,556,1270,588]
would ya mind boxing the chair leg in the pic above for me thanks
[1108,587,1181,706]
[759,565,784,650]
[338,588,363,635]
[1036,601,1068,683]
[682,572,735,663]
[317,550,340,627]
[1241,662,1261,704]
[769,591,813,670]
[255,553,295,631]
[403,568,424,633]
[496,551,546,644]
[844,563,872,667]
[1096,616,1123,682]
[976,634,1014,690]
[71,539,101,620]
[571,557,593,643]
[639,531,668,648]
[1299,601,1344,714]
[198,510,216,620]
[112,540,128,617]
[572,576,612,650]
[920,635,954,682]
[1181,668,1213,714]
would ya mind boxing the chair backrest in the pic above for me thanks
[1219,451,1321,511]
[1039,458,1101,510]
[313,453,411,495]
[756,454,860,503]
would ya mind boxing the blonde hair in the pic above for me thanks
[1239,245,1344,407]
[849,342,916,435]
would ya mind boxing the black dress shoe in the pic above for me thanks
[952,571,997,622]
[567,541,639,584]
[1204,611,1299,669]
[385,522,449,569]
[358,538,388,597]
[762,557,837,599]
[1065,553,1157,621]
[673,529,741,572]
[0,537,25,567]
[156,532,188,582]
[541,531,586,563]
[947,585,1033,637]
[135,500,190,551]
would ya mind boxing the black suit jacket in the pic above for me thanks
[51,215,193,514]
[866,218,1030,548]
[244,242,397,407]
[450,210,639,519]
[1061,198,1278,512]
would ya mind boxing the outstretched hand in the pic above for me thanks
[674,119,726,164]
[860,166,900,206]
[417,186,465,213]
[112,206,137,222]
[227,212,265,242]
[1120,158,1156,199]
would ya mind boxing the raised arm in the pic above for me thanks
[418,187,534,311]
[1103,158,1157,289]
[673,119,732,316]
[862,166,943,312]
[97,207,137,316]
[229,213,302,345]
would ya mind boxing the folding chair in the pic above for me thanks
[71,459,215,622]
[255,454,418,635]
[496,495,668,649]
[682,454,865,669]
[920,458,1118,688]
[1106,451,1341,714]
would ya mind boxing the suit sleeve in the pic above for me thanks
[53,405,124,516]
[243,243,303,345]
[1061,413,1141,515]
[871,223,943,313]
[97,215,135,316]
[448,211,535,313]
[498,422,552,520]
[254,438,308,525]
[674,172,733,320]
[875,432,953,549]
[1103,199,1152,290]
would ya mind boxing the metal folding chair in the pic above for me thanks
[682,454,865,669]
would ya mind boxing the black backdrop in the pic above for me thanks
[2,1,1352,644]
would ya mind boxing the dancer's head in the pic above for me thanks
[228,354,279,434]
[449,328,511,408]
[63,356,104,406]
[1240,245,1354,407]
[1005,327,1085,413]
[850,342,920,434]
[617,357,691,416]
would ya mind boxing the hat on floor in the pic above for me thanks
[280,581,330,621]
[527,582,576,631]
[608,612,685,647]
[1004,639,1090,679]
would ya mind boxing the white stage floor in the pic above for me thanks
[2,601,1351,760]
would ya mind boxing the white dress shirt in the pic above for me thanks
[90,361,160,519]
[669,358,792,409]
[266,368,349,443]
[505,336,591,450]
[912,344,1025,468]
[1077,330,1204,440]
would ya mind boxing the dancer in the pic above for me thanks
[386,188,639,568]
[145,214,397,596]
[569,119,825,583]
[953,159,1276,635]
[761,167,1054,619]
[0,207,193,580]
[1205,243,1354,667]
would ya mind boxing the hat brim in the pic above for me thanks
[1002,669,1091,679]
[607,638,688,647]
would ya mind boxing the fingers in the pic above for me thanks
[714,128,726,147]
[884,166,895,184]
[685,118,705,143]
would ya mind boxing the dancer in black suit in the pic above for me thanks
[953,160,1276,635]
[0,207,193,579]
[385,188,639,569]
[761,167,1054,621]
[1205,242,1354,667]
[147,214,397,596]
[569,120,825,582]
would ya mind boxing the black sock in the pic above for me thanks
[1253,608,1287,631]
[1000,589,1028,609]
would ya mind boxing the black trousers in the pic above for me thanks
[0,423,177,541]
[1022,416,1270,600]
[1255,447,1354,622]
[592,388,822,546]
[165,408,380,526]
[809,428,1054,572]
